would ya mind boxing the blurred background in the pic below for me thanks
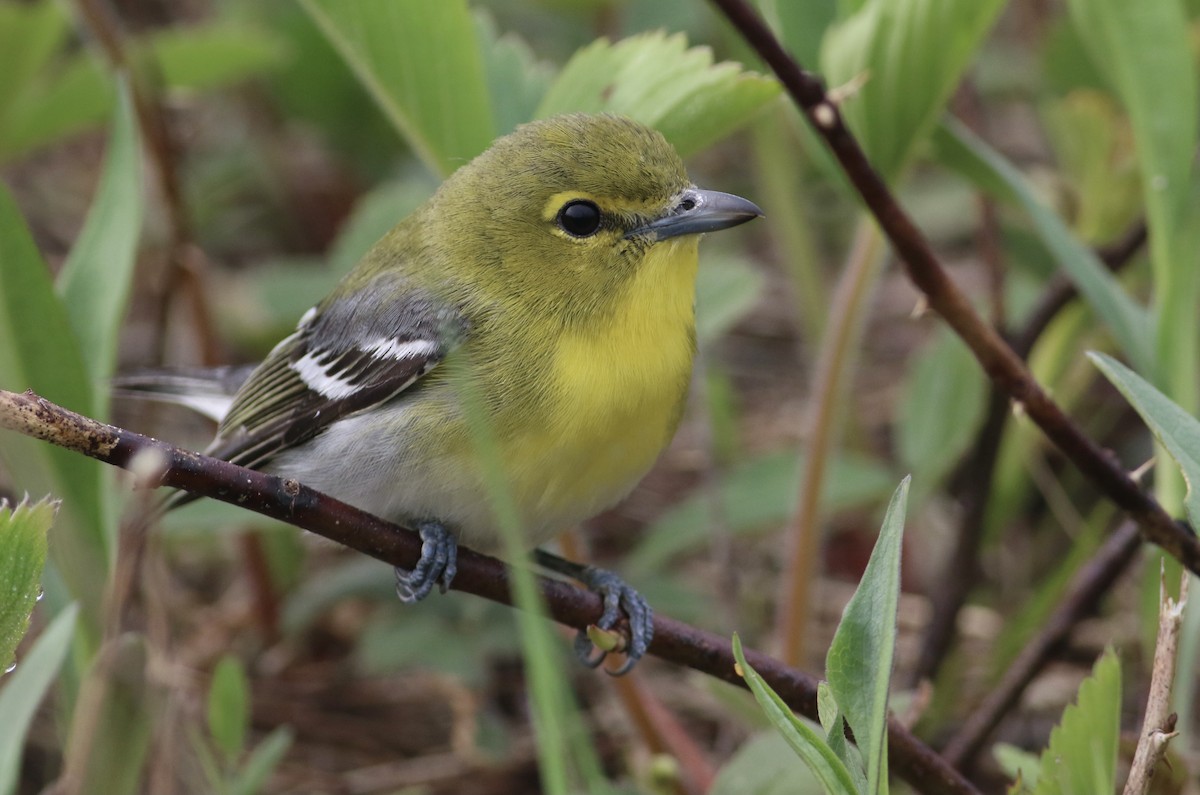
[1,0,1197,793]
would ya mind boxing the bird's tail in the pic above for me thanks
[112,364,258,424]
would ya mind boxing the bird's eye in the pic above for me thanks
[557,200,602,237]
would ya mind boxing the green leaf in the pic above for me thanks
[1090,352,1200,527]
[535,31,780,158]
[0,603,78,795]
[0,0,70,119]
[825,477,910,795]
[696,252,765,344]
[326,178,435,276]
[994,743,1042,790]
[1066,0,1196,281]
[0,184,110,615]
[474,11,554,138]
[820,0,1005,181]
[933,120,1153,370]
[627,449,895,577]
[897,328,987,491]
[1038,90,1142,245]
[145,21,287,91]
[299,0,495,177]
[0,19,285,164]
[1032,649,1120,795]
[73,635,151,795]
[709,731,824,795]
[0,54,111,162]
[760,0,839,67]
[0,499,55,672]
[55,82,143,411]
[208,655,250,760]
[229,727,294,795]
[732,635,858,795]
[816,682,868,794]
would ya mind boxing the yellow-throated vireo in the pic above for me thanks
[129,114,761,672]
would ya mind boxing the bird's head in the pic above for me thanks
[429,114,761,321]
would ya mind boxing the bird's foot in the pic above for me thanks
[572,565,653,675]
[394,521,458,602]
[531,550,652,674]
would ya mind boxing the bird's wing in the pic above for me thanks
[209,279,464,470]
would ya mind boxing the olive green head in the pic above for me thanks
[341,114,759,332]
[420,115,760,311]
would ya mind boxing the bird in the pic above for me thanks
[126,113,762,672]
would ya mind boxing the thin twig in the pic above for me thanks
[777,222,884,666]
[708,0,1200,573]
[1122,563,1186,795]
[940,521,1142,767]
[0,389,983,795]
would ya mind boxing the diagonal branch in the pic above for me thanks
[708,0,1200,573]
[0,388,980,795]
[911,220,1148,686]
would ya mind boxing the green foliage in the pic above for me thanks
[1091,353,1200,527]
[299,0,496,178]
[475,11,555,137]
[627,450,895,578]
[933,120,1154,369]
[4,0,1196,792]
[761,0,838,67]
[896,329,987,494]
[75,636,152,795]
[696,251,766,344]
[824,477,908,795]
[208,656,251,762]
[301,0,780,173]
[734,477,909,795]
[0,604,77,795]
[0,1,284,162]
[535,31,780,157]
[55,83,143,410]
[820,0,1005,182]
[709,731,824,795]
[0,498,55,671]
[0,184,110,621]
[1067,0,1196,279]
[1024,650,1121,795]
[732,636,858,795]
[197,653,292,795]
[1039,91,1141,245]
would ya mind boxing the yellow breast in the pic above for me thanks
[509,238,700,531]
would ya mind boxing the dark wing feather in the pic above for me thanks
[208,281,462,470]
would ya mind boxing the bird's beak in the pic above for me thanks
[630,188,763,241]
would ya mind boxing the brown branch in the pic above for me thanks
[910,220,1148,686]
[0,388,982,795]
[940,520,1142,767]
[708,0,1200,573]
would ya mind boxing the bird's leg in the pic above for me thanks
[532,549,653,675]
[395,521,458,602]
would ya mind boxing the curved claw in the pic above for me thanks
[395,522,458,603]
[574,566,654,675]
[574,631,608,668]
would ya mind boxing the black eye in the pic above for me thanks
[557,199,602,237]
